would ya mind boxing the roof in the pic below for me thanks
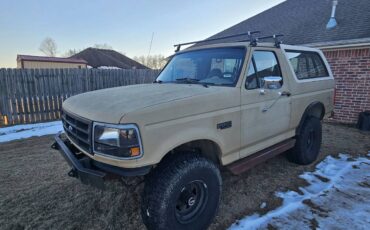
[201,0,370,47]
[17,55,87,64]
[71,48,149,69]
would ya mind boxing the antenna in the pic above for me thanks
[147,32,154,57]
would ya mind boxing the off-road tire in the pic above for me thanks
[288,117,322,165]
[141,153,222,230]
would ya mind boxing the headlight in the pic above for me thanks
[93,123,143,159]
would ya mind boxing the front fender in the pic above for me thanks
[142,120,225,166]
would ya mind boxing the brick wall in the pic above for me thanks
[323,47,370,124]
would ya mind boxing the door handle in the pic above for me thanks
[280,91,291,97]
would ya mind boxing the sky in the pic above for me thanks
[0,0,285,68]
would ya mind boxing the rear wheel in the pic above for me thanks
[288,117,322,165]
[141,153,221,230]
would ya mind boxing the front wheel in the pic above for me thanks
[288,117,322,165]
[141,153,222,230]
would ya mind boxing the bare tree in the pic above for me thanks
[39,37,57,56]
[133,55,167,70]
[63,49,81,57]
[93,43,113,49]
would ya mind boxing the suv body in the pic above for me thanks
[53,41,334,230]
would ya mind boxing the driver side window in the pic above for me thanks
[245,51,283,90]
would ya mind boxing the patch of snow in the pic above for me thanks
[97,66,122,69]
[259,202,267,209]
[0,121,63,143]
[229,154,370,230]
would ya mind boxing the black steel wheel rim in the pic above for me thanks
[175,180,208,224]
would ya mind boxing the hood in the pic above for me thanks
[62,83,220,123]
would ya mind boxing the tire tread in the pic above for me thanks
[141,153,221,230]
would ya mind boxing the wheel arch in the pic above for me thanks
[159,139,223,165]
[296,101,325,135]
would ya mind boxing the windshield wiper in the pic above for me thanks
[175,77,212,88]
[175,77,200,83]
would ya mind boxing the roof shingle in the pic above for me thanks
[204,0,370,46]
[71,48,149,69]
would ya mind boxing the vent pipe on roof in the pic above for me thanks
[326,0,338,30]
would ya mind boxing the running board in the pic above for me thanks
[227,138,296,175]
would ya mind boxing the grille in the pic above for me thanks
[62,111,92,153]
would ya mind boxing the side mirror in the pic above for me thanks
[261,76,282,89]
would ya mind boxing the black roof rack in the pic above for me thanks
[173,31,284,52]
[174,31,260,52]
[236,34,284,48]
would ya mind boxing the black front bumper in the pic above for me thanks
[52,132,151,189]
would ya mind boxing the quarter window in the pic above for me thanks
[245,51,282,89]
[246,60,258,89]
[285,50,329,79]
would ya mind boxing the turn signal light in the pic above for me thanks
[130,147,140,157]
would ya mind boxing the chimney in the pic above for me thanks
[326,0,338,30]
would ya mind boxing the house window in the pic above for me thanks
[285,50,329,79]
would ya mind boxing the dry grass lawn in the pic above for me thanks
[0,123,369,230]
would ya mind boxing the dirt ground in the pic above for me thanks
[0,123,369,230]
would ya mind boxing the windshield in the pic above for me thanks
[156,47,245,86]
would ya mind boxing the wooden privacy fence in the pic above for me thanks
[0,68,160,126]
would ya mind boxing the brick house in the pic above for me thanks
[205,0,370,124]
[322,47,369,123]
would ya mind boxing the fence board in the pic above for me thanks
[4,69,13,124]
[0,68,159,126]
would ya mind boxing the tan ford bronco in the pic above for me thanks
[52,33,334,230]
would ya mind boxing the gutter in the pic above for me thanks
[312,43,370,50]
[302,38,370,50]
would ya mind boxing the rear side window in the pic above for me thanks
[285,50,329,80]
